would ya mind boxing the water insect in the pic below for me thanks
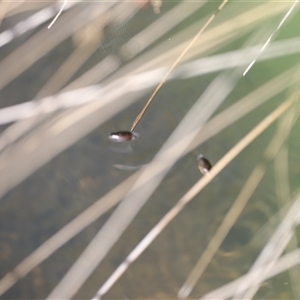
[197,154,212,175]
[108,131,139,142]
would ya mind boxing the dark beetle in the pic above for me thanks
[197,154,212,175]
[108,131,139,142]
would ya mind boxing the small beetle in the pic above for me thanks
[197,154,212,175]
[108,131,139,142]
